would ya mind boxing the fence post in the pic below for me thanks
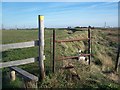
[10,70,16,81]
[53,29,56,73]
[88,26,91,65]
[38,15,45,81]
[50,31,53,72]
[115,45,120,72]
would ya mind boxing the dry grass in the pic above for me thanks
[2,28,120,88]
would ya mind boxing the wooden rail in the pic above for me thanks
[2,40,39,51]
[10,66,38,88]
[0,58,36,68]
[57,54,91,61]
[10,66,38,81]
[55,38,89,43]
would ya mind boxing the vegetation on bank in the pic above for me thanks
[2,28,120,89]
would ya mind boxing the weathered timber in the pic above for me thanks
[0,58,36,68]
[10,66,38,81]
[38,15,45,81]
[10,66,38,88]
[2,40,39,51]
[10,70,16,81]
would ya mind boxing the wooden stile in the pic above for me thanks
[1,15,46,88]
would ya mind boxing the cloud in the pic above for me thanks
[6,2,82,14]
[86,2,117,9]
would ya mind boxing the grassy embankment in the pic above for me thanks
[2,28,120,88]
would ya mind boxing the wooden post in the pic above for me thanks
[38,15,45,81]
[88,26,91,65]
[53,29,56,73]
[115,45,120,72]
[10,70,16,81]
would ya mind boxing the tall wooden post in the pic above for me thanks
[88,26,91,65]
[53,29,56,73]
[38,15,45,81]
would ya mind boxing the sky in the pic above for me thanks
[2,2,118,29]
[2,0,119,2]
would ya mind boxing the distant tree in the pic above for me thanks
[75,26,80,28]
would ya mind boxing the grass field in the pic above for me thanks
[2,28,120,89]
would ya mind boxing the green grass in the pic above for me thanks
[2,30,38,44]
[2,28,120,89]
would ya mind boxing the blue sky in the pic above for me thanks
[2,2,118,29]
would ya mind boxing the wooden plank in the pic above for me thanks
[0,58,36,68]
[55,38,89,43]
[10,66,38,81]
[2,40,39,51]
